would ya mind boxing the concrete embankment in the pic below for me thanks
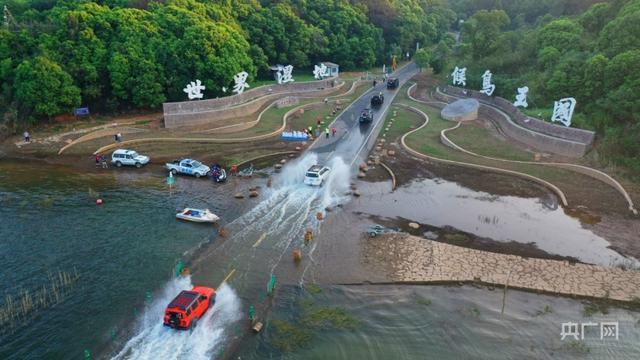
[364,234,640,302]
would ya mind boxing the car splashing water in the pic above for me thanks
[112,277,241,360]
[114,152,353,358]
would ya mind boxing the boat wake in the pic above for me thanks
[111,277,241,360]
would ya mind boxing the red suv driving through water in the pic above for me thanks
[163,286,216,330]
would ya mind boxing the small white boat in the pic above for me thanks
[176,208,219,223]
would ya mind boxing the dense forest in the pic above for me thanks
[0,0,455,120]
[0,0,638,171]
[447,0,640,173]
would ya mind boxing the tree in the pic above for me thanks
[414,48,433,71]
[14,56,81,120]
[461,10,510,60]
[537,19,583,53]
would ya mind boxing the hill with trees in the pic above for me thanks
[0,0,454,123]
[448,0,639,175]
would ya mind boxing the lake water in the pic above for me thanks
[0,160,249,359]
[1,159,638,359]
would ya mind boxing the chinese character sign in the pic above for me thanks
[276,65,294,84]
[480,70,495,96]
[514,86,529,108]
[561,321,618,340]
[313,64,330,80]
[551,97,576,127]
[451,66,466,86]
[233,71,250,94]
[184,79,205,100]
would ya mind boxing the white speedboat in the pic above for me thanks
[176,208,219,223]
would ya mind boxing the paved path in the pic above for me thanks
[365,234,640,302]
[310,63,418,167]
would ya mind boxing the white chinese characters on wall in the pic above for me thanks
[276,65,294,84]
[513,86,529,108]
[233,71,250,94]
[313,64,331,80]
[184,79,205,100]
[480,70,495,96]
[451,66,467,86]
[551,97,576,127]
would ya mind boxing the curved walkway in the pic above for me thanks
[197,79,365,135]
[397,103,569,206]
[407,84,637,215]
[85,81,366,155]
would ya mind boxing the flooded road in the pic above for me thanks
[3,60,638,359]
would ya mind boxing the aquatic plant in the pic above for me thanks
[562,340,590,354]
[535,304,553,316]
[268,299,358,353]
[465,306,480,318]
[0,269,80,334]
[301,304,358,330]
[583,301,610,317]
[304,283,323,294]
[417,298,432,306]
[270,320,312,352]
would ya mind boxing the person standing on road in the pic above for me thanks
[325,128,329,139]
[331,127,336,137]
[373,79,377,87]
[23,131,30,143]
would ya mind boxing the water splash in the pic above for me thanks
[318,156,351,210]
[272,152,319,189]
[112,278,241,360]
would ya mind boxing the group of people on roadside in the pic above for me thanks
[94,154,108,168]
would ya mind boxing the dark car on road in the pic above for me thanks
[371,93,384,107]
[359,108,373,124]
[386,77,399,89]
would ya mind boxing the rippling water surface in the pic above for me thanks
[239,285,640,359]
[0,161,247,359]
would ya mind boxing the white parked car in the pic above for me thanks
[111,149,150,168]
[304,165,331,186]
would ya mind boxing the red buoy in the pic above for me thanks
[96,198,103,205]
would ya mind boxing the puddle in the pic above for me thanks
[351,178,636,267]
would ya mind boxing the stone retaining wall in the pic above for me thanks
[366,234,640,302]
[442,86,595,144]
[439,86,595,158]
[163,78,340,129]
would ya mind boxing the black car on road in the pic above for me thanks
[371,93,384,107]
[386,77,399,89]
[359,108,373,124]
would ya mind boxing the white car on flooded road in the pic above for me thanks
[304,165,331,186]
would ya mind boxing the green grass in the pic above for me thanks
[446,123,535,161]
[521,107,551,120]
[386,82,624,203]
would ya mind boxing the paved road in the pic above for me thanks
[310,62,418,167]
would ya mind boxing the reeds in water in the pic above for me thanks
[0,268,80,333]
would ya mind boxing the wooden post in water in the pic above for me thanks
[501,268,512,318]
